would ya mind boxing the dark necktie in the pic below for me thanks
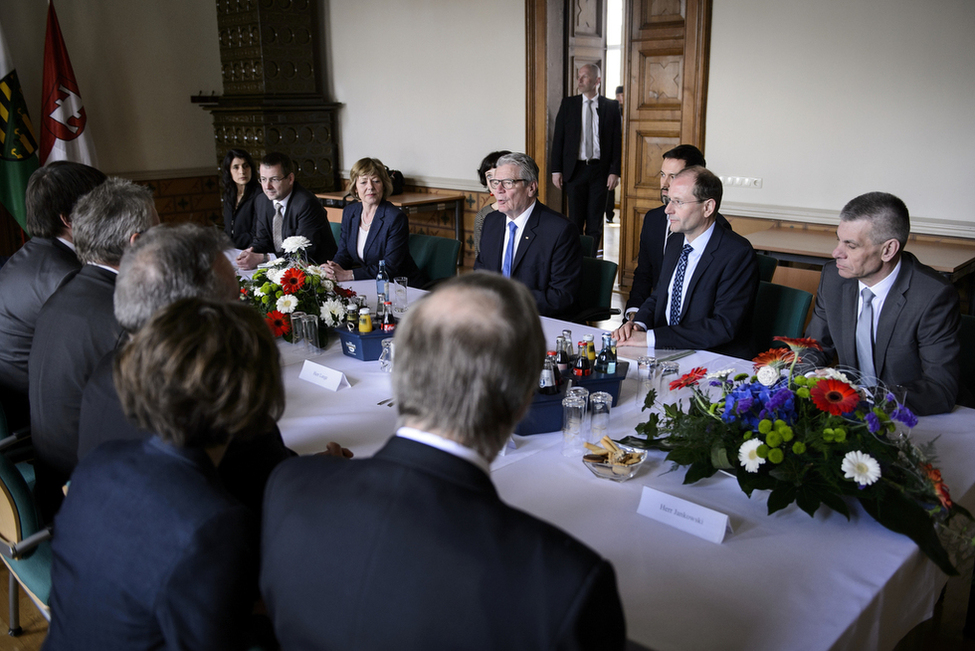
[669,244,693,325]
[856,288,876,385]
[583,98,594,160]
[502,221,518,277]
[272,201,284,252]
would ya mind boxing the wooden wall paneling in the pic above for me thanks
[618,0,711,290]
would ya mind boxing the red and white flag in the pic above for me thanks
[39,0,96,166]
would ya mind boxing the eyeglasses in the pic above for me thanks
[488,178,528,190]
[668,198,706,209]
[260,176,286,184]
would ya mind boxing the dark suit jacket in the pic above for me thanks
[224,188,260,249]
[29,265,124,481]
[473,202,582,318]
[803,253,960,416]
[251,181,338,264]
[260,436,626,651]
[626,206,732,313]
[45,437,258,650]
[635,224,758,358]
[0,237,80,394]
[332,200,424,286]
[78,349,296,516]
[550,94,622,181]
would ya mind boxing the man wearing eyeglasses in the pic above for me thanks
[474,152,582,319]
[236,152,337,270]
[613,166,758,358]
[623,145,732,323]
[550,63,622,252]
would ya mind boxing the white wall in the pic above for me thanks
[3,1,222,177]
[706,0,975,236]
[327,0,525,189]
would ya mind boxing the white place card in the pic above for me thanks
[298,360,350,392]
[637,486,732,544]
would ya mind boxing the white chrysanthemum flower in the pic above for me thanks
[320,278,335,292]
[320,299,345,326]
[756,365,780,387]
[705,368,736,380]
[738,439,765,473]
[282,236,312,253]
[805,368,853,385]
[266,268,286,285]
[304,264,324,277]
[253,288,266,298]
[276,295,299,314]
[841,451,881,486]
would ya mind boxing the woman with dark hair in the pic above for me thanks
[324,157,424,287]
[473,150,510,257]
[221,148,261,249]
[45,298,284,649]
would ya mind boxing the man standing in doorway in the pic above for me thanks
[551,63,622,252]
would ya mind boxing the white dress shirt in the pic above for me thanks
[575,96,601,161]
[858,258,901,335]
[396,426,491,475]
[502,201,536,263]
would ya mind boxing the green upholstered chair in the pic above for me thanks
[579,235,596,258]
[408,233,461,288]
[329,221,341,244]
[568,257,620,324]
[748,281,813,357]
[0,408,51,635]
[756,253,778,282]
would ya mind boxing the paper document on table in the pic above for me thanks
[637,486,732,543]
[298,360,350,391]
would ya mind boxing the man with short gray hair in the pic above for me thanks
[29,177,159,520]
[260,272,626,650]
[474,152,582,318]
[803,192,961,415]
[77,223,299,514]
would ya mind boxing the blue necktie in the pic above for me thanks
[669,244,693,325]
[502,221,517,277]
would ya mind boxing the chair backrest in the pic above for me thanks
[408,233,461,285]
[749,281,813,357]
[329,221,341,244]
[579,234,596,258]
[756,253,778,282]
[569,257,618,323]
[771,265,821,329]
[0,454,38,549]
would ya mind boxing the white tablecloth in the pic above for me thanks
[277,280,975,651]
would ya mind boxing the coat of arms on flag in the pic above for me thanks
[0,23,40,233]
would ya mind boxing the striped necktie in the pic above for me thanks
[669,244,693,325]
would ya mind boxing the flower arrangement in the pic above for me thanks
[239,236,355,345]
[621,337,973,575]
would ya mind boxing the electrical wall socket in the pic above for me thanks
[719,176,763,189]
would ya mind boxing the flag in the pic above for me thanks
[40,0,96,166]
[0,20,39,234]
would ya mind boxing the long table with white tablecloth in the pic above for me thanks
[276,280,975,651]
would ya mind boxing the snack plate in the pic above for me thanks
[582,445,647,483]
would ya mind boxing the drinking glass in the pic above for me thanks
[656,361,681,403]
[290,311,306,346]
[589,391,612,445]
[379,338,395,373]
[301,314,320,352]
[636,356,657,408]
[561,396,587,457]
[393,277,409,315]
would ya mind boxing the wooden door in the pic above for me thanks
[567,0,609,90]
[618,0,712,289]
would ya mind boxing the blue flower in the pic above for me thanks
[891,405,918,429]
[865,412,881,433]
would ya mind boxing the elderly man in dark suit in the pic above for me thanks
[551,63,622,251]
[614,166,758,358]
[624,145,732,321]
[803,192,961,416]
[0,162,105,429]
[261,272,626,651]
[28,177,159,521]
[236,151,337,268]
[474,152,582,318]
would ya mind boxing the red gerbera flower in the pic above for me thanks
[922,463,953,509]
[809,379,860,415]
[752,348,798,371]
[265,310,291,337]
[773,336,823,352]
[334,286,355,299]
[280,268,306,295]
[669,367,707,391]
